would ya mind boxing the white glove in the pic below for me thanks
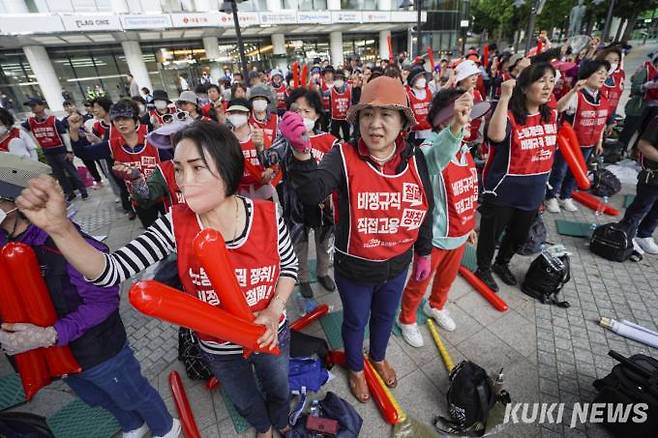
[0,323,58,356]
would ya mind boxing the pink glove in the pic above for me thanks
[280,111,310,153]
[412,253,432,282]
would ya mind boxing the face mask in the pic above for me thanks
[138,104,146,114]
[180,181,223,215]
[228,114,248,128]
[154,100,168,110]
[252,100,268,112]
[334,80,344,88]
[0,126,7,137]
[0,207,17,225]
[609,63,618,75]
[415,78,427,89]
[303,117,316,131]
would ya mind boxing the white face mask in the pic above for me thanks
[303,117,316,131]
[415,78,427,89]
[0,126,8,137]
[608,63,618,75]
[154,100,168,110]
[228,114,248,128]
[252,100,268,112]
[0,207,17,225]
[334,80,345,88]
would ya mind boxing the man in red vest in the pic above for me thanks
[329,69,352,141]
[21,97,88,202]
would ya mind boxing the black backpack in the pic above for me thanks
[177,327,213,381]
[516,214,547,256]
[521,251,571,308]
[590,223,633,262]
[593,350,658,437]
[0,412,53,437]
[591,168,622,197]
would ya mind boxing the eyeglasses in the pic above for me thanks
[162,111,190,124]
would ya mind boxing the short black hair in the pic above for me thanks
[595,46,623,63]
[286,87,324,116]
[194,84,208,94]
[141,87,151,94]
[207,84,221,93]
[92,96,113,113]
[0,107,15,127]
[427,88,464,130]
[172,121,243,197]
[578,59,611,80]
[509,62,556,125]
[131,95,147,105]
[230,83,247,99]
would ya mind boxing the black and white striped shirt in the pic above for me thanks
[91,197,298,354]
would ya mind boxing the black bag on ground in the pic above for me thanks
[590,223,633,262]
[177,327,213,380]
[290,330,333,369]
[516,213,547,256]
[0,412,54,437]
[289,391,362,438]
[602,139,625,164]
[521,250,571,308]
[593,350,658,437]
[591,168,622,197]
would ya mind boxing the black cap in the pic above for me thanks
[322,65,335,74]
[152,89,171,103]
[24,97,46,107]
[407,66,430,87]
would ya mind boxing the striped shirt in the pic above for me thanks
[91,196,298,354]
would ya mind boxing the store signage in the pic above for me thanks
[259,11,297,25]
[362,11,391,23]
[60,14,121,32]
[331,11,362,23]
[0,13,65,34]
[120,14,172,30]
[390,11,426,22]
[297,11,331,24]
[170,12,221,28]
[217,12,260,27]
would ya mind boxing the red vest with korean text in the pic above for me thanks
[340,143,428,261]
[602,69,625,115]
[464,90,483,142]
[321,81,331,110]
[572,91,609,147]
[109,125,160,192]
[172,200,280,344]
[249,113,279,144]
[157,160,184,209]
[27,116,63,149]
[0,127,20,152]
[239,137,265,187]
[505,110,558,176]
[273,83,288,110]
[645,61,658,101]
[441,150,478,238]
[310,133,338,164]
[330,86,351,120]
[406,86,432,131]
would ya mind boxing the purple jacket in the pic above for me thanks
[1,225,120,346]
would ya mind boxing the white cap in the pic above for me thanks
[455,60,480,84]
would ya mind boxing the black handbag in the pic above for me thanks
[520,251,571,308]
[590,223,633,262]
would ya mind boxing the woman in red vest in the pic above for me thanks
[476,63,558,292]
[405,66,433,145]
[454,60,484,143]
[596,47,625,117]
[15,121,298,438]
[329,69,353,141]
[285,76,433,402]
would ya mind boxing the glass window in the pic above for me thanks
[0,52,41,116]
[342,0,375,9]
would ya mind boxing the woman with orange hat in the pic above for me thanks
[283,76,433,402]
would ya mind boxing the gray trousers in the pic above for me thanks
[293,228,331,283]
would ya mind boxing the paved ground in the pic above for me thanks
[2,41,657,438]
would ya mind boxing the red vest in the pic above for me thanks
[602,69,625,114]
[310,133,338,164]
[406,86,432,131]
[464,90,483,142]
[109,125,160,193]
[504,111,558,176]
[441,150,478,238]
[172,200,280,344]
[645,62,658,101]
[273,83,288,110]
[572,91,609,147]
[339,143,428,261]
[27,116,63,150]
[93,120,110,139]
[0,127,21,152]
[157,160,184,209]
[239,137,265,187]
[249,113,279,144]
[330,86,351,121]
[321,81,331,110]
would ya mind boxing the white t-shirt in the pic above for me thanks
[1,127,38,160]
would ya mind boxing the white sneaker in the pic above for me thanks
[423,303,456,332]
[122,423,148,438]
[633,238,646,255]
[545,198,560,213]
[399,322,424,348]
[559,198,579,212]
[635,237,658,254]
[154,419,181,438]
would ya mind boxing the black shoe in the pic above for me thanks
[475,268,499,292]
[317,275,336,291]
[299,282,314,298]
[65,193,76,202]
[127,211,137,221]
[492,263,517,286]
[81,192,89,200]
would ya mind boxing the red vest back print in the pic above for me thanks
[27,116,63,149]
[157,160,184,209]
[330,86,351,120]
[340,143,428,261]
[602,69,625,114]
[572,91,609,147]
[310,133,338,164]
[406,86,432,131]
[172,200,280,344]
[441,150,478,238]
[504,111,558,176]
[0,127,20,152]
[645,62,658,101]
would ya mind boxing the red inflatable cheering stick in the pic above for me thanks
[169,371,202,438]
[0,259,50,400]
[289,304,329,331]
[129,281,279,355]
[556,134,591,191]
[560,122,589,178]
[1,243,81,378]
[193,228,254,323]
[458,266,509,312]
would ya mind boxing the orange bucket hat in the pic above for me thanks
[346,76,416,129]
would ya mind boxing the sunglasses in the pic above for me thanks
[162,111,190,124]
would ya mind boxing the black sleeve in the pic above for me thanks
[413,148,434,257]
[288,145,345,207]
[21,121,30,131]
[55,119,68,135]
[78,140,112,161]
[352,87,361,105]
[640,116,658,144]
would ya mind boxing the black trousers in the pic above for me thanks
[330,119,350,141]
[476,202,538,271]
[44,152,87,196]
[80,158,102,182]
[135,202,164,229]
